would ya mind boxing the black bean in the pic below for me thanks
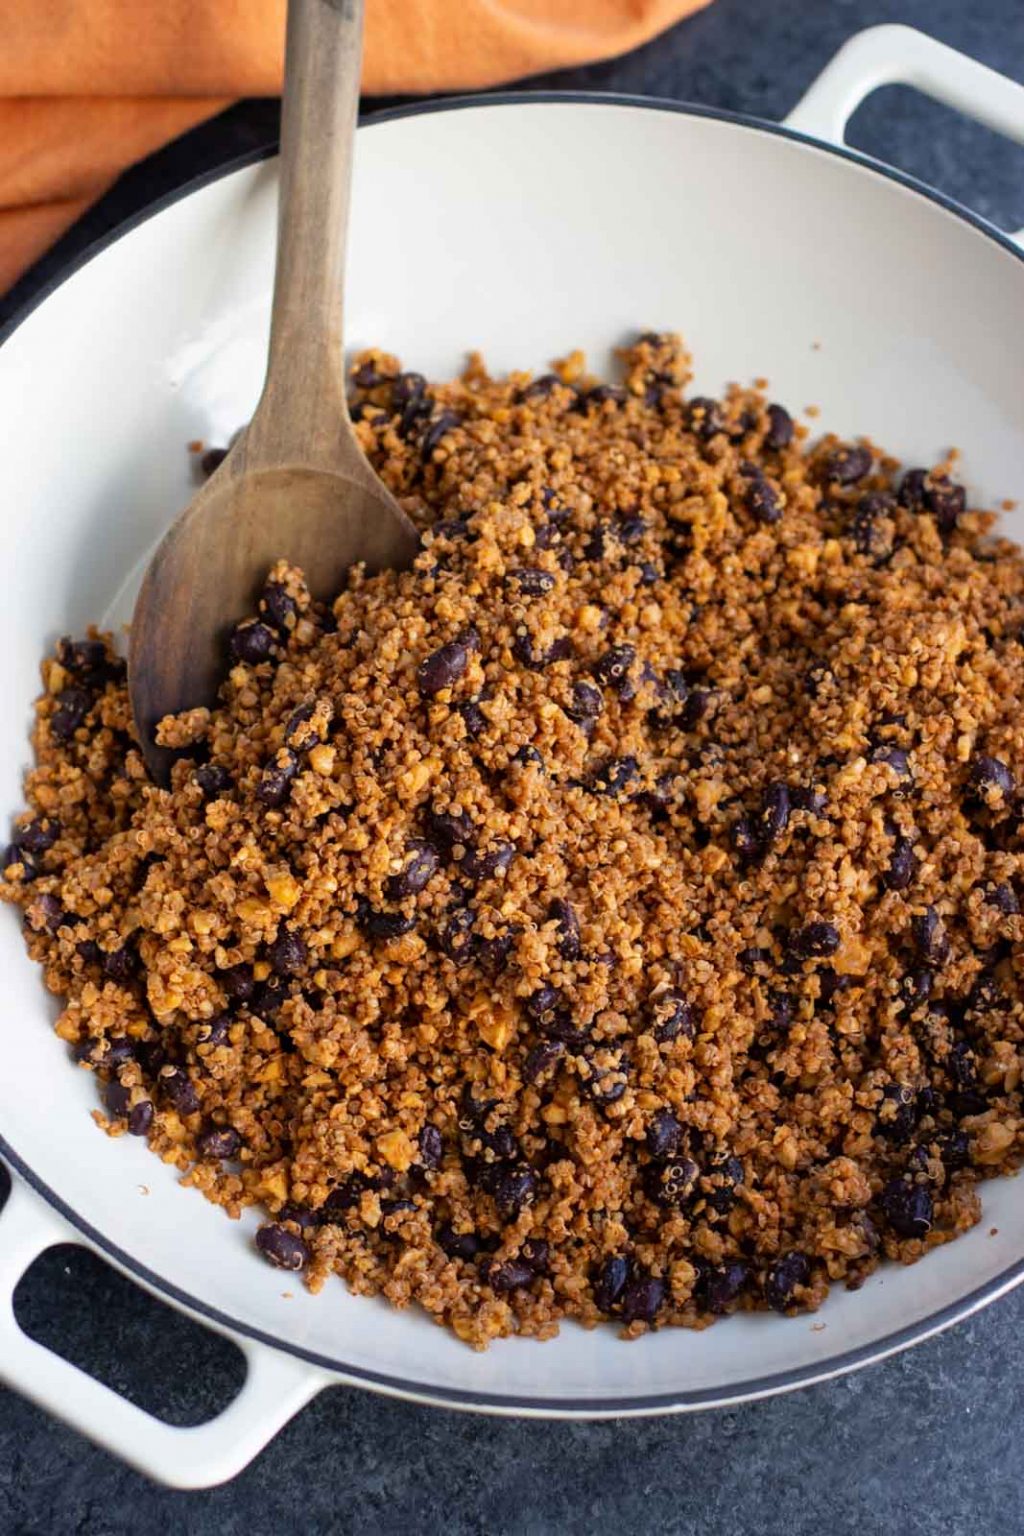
[682,688,714,729]
[738,946,771,976]
[646,1108,683,1158]
[580,384,626,410]
[790,785,827,813]
[358,905,416,942]
[879,1177,933,1238]
[969,753,1015,801]
[649,989,695,1044]
[128,1100,154,1136]
[949,1088,988,1120]
[458,698,488,740]
[731,817,760,862]
[851,500,894,560]
[229,621,276,666]
[925,477,966,533]
[57,636,107,678]
[883,834,917,892]
[195,762,232,797]
[870,744,912,785]
[15,818,59,855]
[102,944,137,983]
[825,444,872,484]
[418,633,475,697]
[687,397,725,440]
[476,927,517,976]
[196,1123,242,1159]
[51,687,92,742]
[461,840,516,882]
[939,1130,971,1170]
[98,1036,136,1069]
[418,1124,444,1169]
[519,373,562,402]
[764,1251,810,1311]
[648,1157,700,1208]
[351,359,385,389]
[520,1237,549,1273]
[589,755,638,796]
[746,473,782,525]
[637,561,662,586]
[436,1223,479,1261]
[259,582,298,636]
[268,928,306,976]
[620,1272,665,1324]
[984,881,1019,915]
[548,897,581,961]
[767,990,795,1032]
[594,1255,630,1312]
[512,630,571,670]
[525,984,564,1023]
[614,516,645,547]
[278,1201,319,1233]
[565,680,603,726]
[256,748,299,807]
[385,839,440,901]
[281,704,315,749]
[899,968,933,1008]
[29,892,65,933]
[583,1058,627,1106]
[198,1014,231,1047]
[484,1260,535,1292]
[134,1039,167,1078]
[524,1038,564,1083]
[765,403,794,450]
[702,1153,744,1215]
[421,410,462,458]
[912,906,949,964]
[703,1261,749,1314]
[256,1223,309,1271]
[103,1080,131,1118]
[510,567,556,596]
[159,1065,200,1116]
[757,782,790,845]
[439,906,476,964]
[877,1083,918,1143]
[424,807,475,855]
[392,371,428,411]
[512,745,544,771]
[898,468,929,511]
[489,1166,536,1219]
[220,962,255,1002]
[856,491,896,520]
[788,921,840,960]
[592,644,636,697]
[947,1039,977,1090]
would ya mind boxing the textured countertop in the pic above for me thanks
[2,0,1024,1528]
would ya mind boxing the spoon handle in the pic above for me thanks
[250,0,364,464]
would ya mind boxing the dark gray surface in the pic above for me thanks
[2,0,1023,1528]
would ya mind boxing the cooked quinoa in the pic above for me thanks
[4,332,1023,1348]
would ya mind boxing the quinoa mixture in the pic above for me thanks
[4,333,1024,1348]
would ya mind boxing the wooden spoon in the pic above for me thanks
[129,0,420,784]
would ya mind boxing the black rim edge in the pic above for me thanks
[2,88,1024,1417]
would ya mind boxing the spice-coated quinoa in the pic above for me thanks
[5,332,1024,1348]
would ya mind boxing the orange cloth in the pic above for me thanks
[0,0,708,294]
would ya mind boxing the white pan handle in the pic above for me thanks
[785,24,1024,245]
[0,1171,326,1488]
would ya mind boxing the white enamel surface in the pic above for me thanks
[2,81,1024,1462]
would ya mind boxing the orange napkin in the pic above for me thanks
[0,0,709,295]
